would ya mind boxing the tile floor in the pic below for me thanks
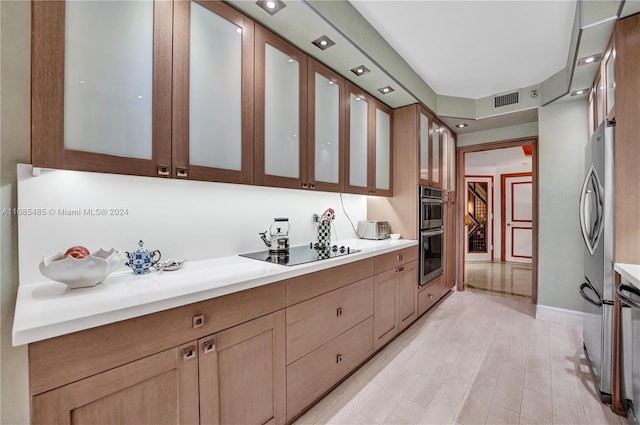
[294,289,625,425]
[465,262,533,299]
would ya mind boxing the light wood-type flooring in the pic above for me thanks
[294,289,624,425]
[465,262,533,300]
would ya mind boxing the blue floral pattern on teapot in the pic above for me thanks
[125,240,161,275]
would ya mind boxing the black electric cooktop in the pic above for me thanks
[240,243,360,266]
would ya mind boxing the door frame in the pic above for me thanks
[456,136,539,304]
[464,175,494,262]
[501,172,533,262]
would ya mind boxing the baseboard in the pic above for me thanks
[535,304,583,327]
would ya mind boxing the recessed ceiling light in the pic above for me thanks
[578,53,603,66]
[377,86,394,95]
[311,35,335,51]
[455,123,468,128]
[350,65,370,76]
[255,0,286,15]
[570,88,590,96]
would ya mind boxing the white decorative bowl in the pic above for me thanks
[39,248,126,289]
[390,234,401,240]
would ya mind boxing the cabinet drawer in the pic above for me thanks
[287,277,373,364]
[287,317,374,421]
[29,281,286,396]
[418,276,441,317]
[374,247,418,274]
[286,258,373,306]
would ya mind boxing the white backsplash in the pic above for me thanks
[17,164,367,285]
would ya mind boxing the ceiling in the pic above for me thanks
[350,0,577,100]
[465,146,532,169]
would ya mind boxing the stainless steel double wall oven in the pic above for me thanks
[419,186,444,286]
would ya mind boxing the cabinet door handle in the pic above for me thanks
[301,182,308,189]
[336,354,343,364]
[182,345,196,360]
[176,168,188,178]
[337,307,343,317]
[203,340,216,354]
[192,314,205,328]
[429,293,434,299]
[157,166,170,176]
[397,254,403,261]
[310,183,315,190]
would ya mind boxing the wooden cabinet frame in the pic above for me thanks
[344,82,393,196]
[254,25,309,190]
[306,59,346,193]
[172,0,255,184]
[31,0,173,177]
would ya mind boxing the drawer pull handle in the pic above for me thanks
[182,346,196,360]
[203,340,216,354]
[396,266,404,273]
[429,293,434,299]
[337,307,343,317]
[192,314,205,328]
[336,354,343,364]
[157,166,170,176]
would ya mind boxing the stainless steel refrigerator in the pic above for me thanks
[578,120,615,404]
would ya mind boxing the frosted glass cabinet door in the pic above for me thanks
[31,0,173,176]
[419,112,430,182]
[255,27,307,188]
[173,0,254,183]
[375,107,391,195]
[431,123,441,187]
[308,60,344,192]
[348,93,369,192]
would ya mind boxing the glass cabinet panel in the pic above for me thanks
[314,73,340,184]
[64,0,154,159]
[375,108,391,191]
[264,44,300,179]
[432,123,440,184]
[349,94,368,188]
[606,50,615,116]
[420,113,430,181]
[442,130,449,190]
[189,1,242,170]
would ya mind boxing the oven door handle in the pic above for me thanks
[422,228,444,237]
[422,199,443,204]
[617,283,640,311]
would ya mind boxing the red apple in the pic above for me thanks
[64,246,90,259]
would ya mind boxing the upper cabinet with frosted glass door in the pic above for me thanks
[172,0,255,184]
[254,25,308,190]
[418,107,442,189]
[307,59,345,193]
[344,83,392,196]
[32,0,173,177]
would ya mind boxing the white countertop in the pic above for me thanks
[13,238,417,346]
[615,263,640,289]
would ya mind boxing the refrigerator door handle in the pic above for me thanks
[580,282,603,307]
[616,284,640,311]
[579,165,604,255]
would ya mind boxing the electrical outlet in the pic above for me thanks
[312,214,319,223]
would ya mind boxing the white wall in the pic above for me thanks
[17,166,366,285]
[537,99,587,312]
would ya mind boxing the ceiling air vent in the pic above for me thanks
[494,91,519,108]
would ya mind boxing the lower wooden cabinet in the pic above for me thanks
[31,342,200,425]
[199,310,286,425]
[397,260,418,332]
[418,276,442,317]
[373,257,418,351]
[286,317,374,420]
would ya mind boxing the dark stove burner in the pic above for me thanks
[241,243,360,266]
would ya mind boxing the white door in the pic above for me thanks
[465,176,493,262]
[504,174,532,263]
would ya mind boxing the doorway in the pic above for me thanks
[456,137,538,303]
